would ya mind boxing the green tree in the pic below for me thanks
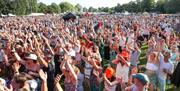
[98,7,111,12]
[165,0,180,13]
[38,2,47,13]
[114,3,123,12]
[14,0,28,15]
[88,7,97,12]
[83,7,88,12]
[0,0,5,14]
[75,4,82,12]
[59,2,74,12]
[48,3,61,13]
[29,0,38,13]
[155,0,166,13]
[141,0,155,12]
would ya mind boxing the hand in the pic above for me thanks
[39,69,47,82]
[12,61,21,73]
[103,73,106,79]
[4,84,13,91]
[54,74,63,85]
[116,76,122,83]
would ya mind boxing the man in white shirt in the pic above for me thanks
[157,52,174,91]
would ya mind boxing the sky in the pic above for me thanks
[38,0,136,8]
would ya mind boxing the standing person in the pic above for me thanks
[112,49,130,90]
[104,36,110,61]
[103,67,122,91]
[125,73,149,91]
[157,51,174,91]
[130,43,141,74]
[145,52,159,91]
[60,54,79,91]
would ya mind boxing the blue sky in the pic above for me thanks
[38,0,136,8]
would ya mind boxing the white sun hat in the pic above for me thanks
[25,54,37,60]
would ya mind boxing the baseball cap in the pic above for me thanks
[132,73,149,85]
[25,54,37,61]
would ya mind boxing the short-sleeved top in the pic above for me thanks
[130,50,141,66]
[116,63,129,82]
[104,81,117,91]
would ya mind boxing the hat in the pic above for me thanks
[25,54,37,61]
[104,67,115,78]
[132,73,149,85]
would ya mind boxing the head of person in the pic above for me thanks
[12,73,37,91]
[43,52,53,63]
[91,45,99,53]
[66,43,72,51]
[104,67,115,80]
[163,51,171,62]
[132,73,149,88]
[25,53,38,69]
[149,52,158,61]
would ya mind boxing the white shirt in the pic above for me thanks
[104,81,117,91]
[119,36,126,47]
[116,63,129,82]
[67,49,75,57]
[146,63,158,71]
[157,53,174,80]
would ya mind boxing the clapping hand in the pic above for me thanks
[39,69,47,82]
[12,61,21,74]
[54,74,63,85]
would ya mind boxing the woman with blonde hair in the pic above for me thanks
[60,54,79,91]
[145,52,159,91]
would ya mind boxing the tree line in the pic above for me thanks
[0,0,179,15]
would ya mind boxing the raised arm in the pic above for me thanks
[39,69,48,91]
[66,59,77,82]
[35,50,48,68]
[54,74,64,91]
[42,35,55,55]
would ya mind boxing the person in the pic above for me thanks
[130,43,141,74]
[39,69,48,91]
[145,52,159,91]
[112,49,130,90]
[103,67,122,91]
[125,73,149,91]
[60,54,78,91]
[157,51,174,91]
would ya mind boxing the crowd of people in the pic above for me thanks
[0,14,179,91]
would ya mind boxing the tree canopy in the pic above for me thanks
[0,0,180,15]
